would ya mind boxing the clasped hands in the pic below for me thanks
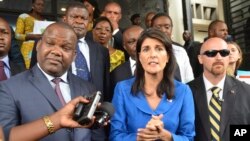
[137,114,172,141]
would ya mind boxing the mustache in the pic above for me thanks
[212,62,224,66]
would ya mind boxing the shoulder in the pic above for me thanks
[228,76,250,91]
[18,13,30,19]
[0,70,30,87]
[174,80,191,92]
[188,76,203,88]
[116,77,134,89]
[174,80,193,100]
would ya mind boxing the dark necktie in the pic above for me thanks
[209,87,222,141]
[0,61,7,81]
[52,78,66,105]
[75,41,91,81]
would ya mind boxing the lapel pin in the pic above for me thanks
[167,99,173,102]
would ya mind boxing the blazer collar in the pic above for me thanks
[192,76,211,140]
[129,91,175,115]
[28,65,75,111]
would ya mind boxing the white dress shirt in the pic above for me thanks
[203,74,226,105]
[72,38,90,75]
[172,44,194,83]
[38,64,71,103]
[129,57,136,75]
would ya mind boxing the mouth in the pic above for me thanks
[47,58,62,65]
[148,61,159,65]
[73,27,84,31]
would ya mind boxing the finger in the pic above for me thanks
[70,96,89,106]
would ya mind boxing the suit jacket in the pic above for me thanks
[188,75,250,141]
[0,65,102,141]
[9,61,25,76]
[109,61,133,102]
[110,78,195,140]
[30,38,110,102]
[85,38,110,102]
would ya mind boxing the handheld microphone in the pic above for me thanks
[92,102,115,129]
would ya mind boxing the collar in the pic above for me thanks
[0,55,10,69]
[37,64,68,83]
[129,57,136,67]
[203,74,226,92]
[78,37,86,43]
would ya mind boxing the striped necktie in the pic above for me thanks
[209,87,222,141]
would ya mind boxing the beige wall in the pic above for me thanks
[168,0,224,43]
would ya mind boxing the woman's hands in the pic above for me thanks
[137,114,172,141]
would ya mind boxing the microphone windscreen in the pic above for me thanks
[98,102,115,117]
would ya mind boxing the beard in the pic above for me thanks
[211,62,226,76]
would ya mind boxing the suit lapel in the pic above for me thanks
[220,76,237,137]
[193,76,211,139]
[28,65,63,111]
[86,39,97,81]
[124,61,133,77]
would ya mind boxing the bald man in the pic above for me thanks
[109,25,144,102]
[0,22,97,141]
[188,37,250,141]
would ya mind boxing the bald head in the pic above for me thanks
[43,22,77,42]
[208,20,228,39]
[200,37,228,54]
[199,37,230,79]
[123,25,144,59]
[37,22,77,77]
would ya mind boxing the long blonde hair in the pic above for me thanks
[227,41,243,76]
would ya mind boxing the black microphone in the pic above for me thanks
[92,102,114,129]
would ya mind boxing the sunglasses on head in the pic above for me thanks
[201,49,230,57]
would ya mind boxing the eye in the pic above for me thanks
[141,46,149,53]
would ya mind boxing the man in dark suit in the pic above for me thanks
[63,2,109,140]
[0,17,25,81]
[188,37,250,141]
[109,25,144,102]
[63,2,110,102]
[0,22,98,141]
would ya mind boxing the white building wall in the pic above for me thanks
[168,0,224,43]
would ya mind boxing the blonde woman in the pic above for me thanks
[227,41,243,76]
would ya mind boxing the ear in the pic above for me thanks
[36,39,42,52]
[198,55,203,65]
[62,16,66,22]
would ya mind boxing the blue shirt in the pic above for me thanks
[110,78,195,141]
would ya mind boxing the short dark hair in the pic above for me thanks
[208,20,225,32]
[132,28,176,99]
[130,13,140,22]
[151,13,173,27]
[65,2,87,15]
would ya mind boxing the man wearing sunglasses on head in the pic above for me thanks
[188,37,250,141]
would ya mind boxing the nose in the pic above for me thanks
[51,46,63,56]
[75,17,84,24]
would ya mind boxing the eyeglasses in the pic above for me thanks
[201,49,230,57]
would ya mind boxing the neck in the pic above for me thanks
[144,73,162,96]
[204,72,225,85]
